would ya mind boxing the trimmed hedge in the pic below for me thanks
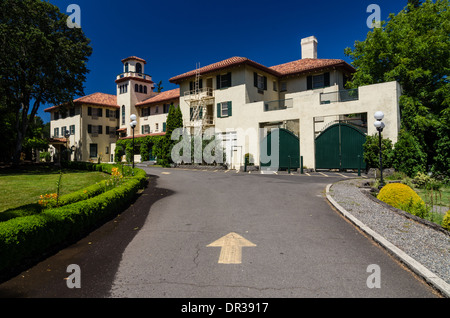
[0,163,136,222]
[0,163,147,274]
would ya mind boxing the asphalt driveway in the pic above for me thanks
[0,167,438,298]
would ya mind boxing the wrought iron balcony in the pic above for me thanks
[263,98,294,112]
[320,88,359,104]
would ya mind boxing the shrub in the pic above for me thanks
[377,183,427,218]
[0,163,147,274]
[392,129,426,177]
[442,210,450,231]
[363,134,394,169]
[413,172,442,190]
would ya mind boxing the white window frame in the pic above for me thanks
[221,102,229,117]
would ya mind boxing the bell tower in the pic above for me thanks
[115,56,155,136]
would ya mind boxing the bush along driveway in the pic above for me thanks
[0,162,147,282]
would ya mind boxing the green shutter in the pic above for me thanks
[163,122,166,132]
[263,76,267,90]
[324,72,330,87]
[254,72,258,87]
[228,101,232,117]
[307,76,313,90]
[217,103,221,118]
[216,75,221,89]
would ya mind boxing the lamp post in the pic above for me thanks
[64,130,71,162]
[374,111,385,187]
[130,114,137,169]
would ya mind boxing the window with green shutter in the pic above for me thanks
[216,73,231,89]
[217,101,232,118]
[307,72,330,90]
[254,72,267,93]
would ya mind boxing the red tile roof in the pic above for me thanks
[121,56,147,64]
[169,57,279,83]
[136,88,180,107]
[44,93,119,112]
[270,58,355,76]
[169,57,355,83]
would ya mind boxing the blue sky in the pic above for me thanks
[39,0,409,122]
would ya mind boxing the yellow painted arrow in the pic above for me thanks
[207,232,256,264]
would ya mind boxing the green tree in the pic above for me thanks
[22,115,49,160]
[156,81,164,93]
[392,129,427,177]
[0,0,93,164]
[363,134,394,170]
[344,0,450,176]
[157,104,184,167]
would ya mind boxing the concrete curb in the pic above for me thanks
[325,183,450,298]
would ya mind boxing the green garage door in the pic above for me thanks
[315,123,366,170]
[260,128,300,170]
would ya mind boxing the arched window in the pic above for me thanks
[144,86,147,94]
[136,63,142,74]
[124,63,129,73]
[135,84,139,92]
[122,105,125,125]
[139,85,143,93]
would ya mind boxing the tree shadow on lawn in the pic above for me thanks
[0,164,104,176]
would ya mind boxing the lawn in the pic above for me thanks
[0,165,109,212]
[415,186,450,210]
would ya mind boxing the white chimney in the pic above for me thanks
[301,36,318,59]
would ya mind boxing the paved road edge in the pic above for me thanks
[325,183,450,298]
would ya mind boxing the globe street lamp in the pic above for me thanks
[374,111,385,187]
[130,114,137,169]
[64,130,71,162]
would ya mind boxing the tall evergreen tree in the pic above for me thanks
[157,104,184,167]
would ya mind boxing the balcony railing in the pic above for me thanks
[184,87,214,102]
[263,98,293,112]
[320,88,359,104]
[116,72,151,81]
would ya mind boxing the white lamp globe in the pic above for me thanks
[374,111,384,121]
[374,121,382,129]
[130,120,137,128]
[130,114,137,122]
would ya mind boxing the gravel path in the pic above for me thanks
[328,179,450,286]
